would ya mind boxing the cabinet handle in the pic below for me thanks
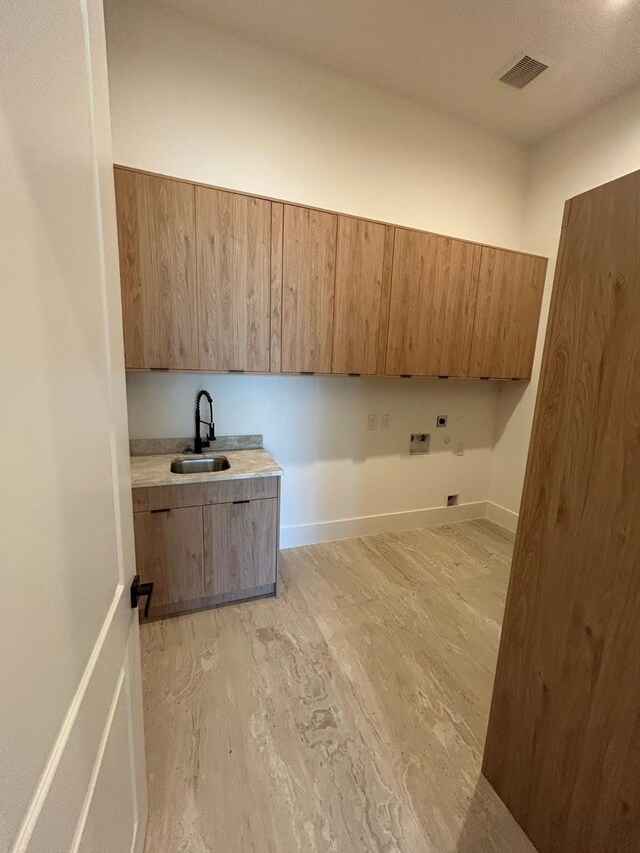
[150,508,171,513]
[233,499,250,504]
[130,574,154,619]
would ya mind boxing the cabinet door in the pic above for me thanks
[281,205,337,373]
[385,229,480,376]
[332,217,391,375]
[203,499,277,599]
[133,507,204,616]
[197,187,271,371]
[468,247,547,379]
[114,168,198,369]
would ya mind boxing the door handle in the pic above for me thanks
[130,574,154,619]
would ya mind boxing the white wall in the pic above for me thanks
[105,0,527,245]
[105,0,530,544]
[489,82,640,520]
[127,373,500,544]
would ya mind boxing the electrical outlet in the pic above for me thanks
[367,414,378,430]
[436,414,448,428]
[446,493,459,507]
[456,441,465,456]
[410,433,431,454]
[381,414,391,429]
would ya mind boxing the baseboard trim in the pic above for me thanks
[281,501,488,549]
[486,501,519,533]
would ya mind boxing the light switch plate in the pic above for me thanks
[367,414,378,430]
[381,414,391,429]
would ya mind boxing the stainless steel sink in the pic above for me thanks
[170,456,230,474]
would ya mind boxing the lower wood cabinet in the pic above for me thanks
[132,476,280,620]
[203,499,277,600]
[133,506,204,611]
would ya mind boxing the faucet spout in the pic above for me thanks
[194,390,216,454]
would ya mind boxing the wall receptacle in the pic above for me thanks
[367,414,378,430]
[436,414,448,428]
[381,414,391,429]
[410,433,431,454]
[456,441,465,456]
[446,493,459,507]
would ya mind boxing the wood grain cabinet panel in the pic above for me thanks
[131,476,278,512]
[385,229,480,376]
[331,217,390,375]
[468,247,547,379]
[203,499,277,599]
[196,187,271,371]
[113,166,549,380]
[114,168,198,369]
[133,506,204,616]
[483,170,640,853]
[281,205,337,373]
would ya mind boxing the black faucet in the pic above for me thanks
[194,390,216,454]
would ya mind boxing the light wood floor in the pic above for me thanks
[140,520,535,852]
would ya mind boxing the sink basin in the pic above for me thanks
[170,456,230,474]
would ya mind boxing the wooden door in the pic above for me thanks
[133,507,204,615]
[385,229,480,376]
[203,499,277,599]
[331,217,392,375]
[483,170,640,852]
[197,187,271,371]
[114,168,198,369]
[281,205,337,373]
[469,247,547,378]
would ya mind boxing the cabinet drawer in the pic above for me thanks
[132,476,278,512]
[203,498,277,599]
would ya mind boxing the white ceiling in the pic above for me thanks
[157,0,640,143]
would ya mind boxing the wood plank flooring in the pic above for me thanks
[140,520,535,852]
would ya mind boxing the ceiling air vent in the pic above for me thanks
[499,55,548,89]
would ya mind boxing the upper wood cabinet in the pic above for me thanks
[281,205,337,373]
[468,247,547,379]
[113,167,548,380]
[114,168,198,369]
[196,187,271,372]
[385,229,480,376]
[331,217,392,375]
